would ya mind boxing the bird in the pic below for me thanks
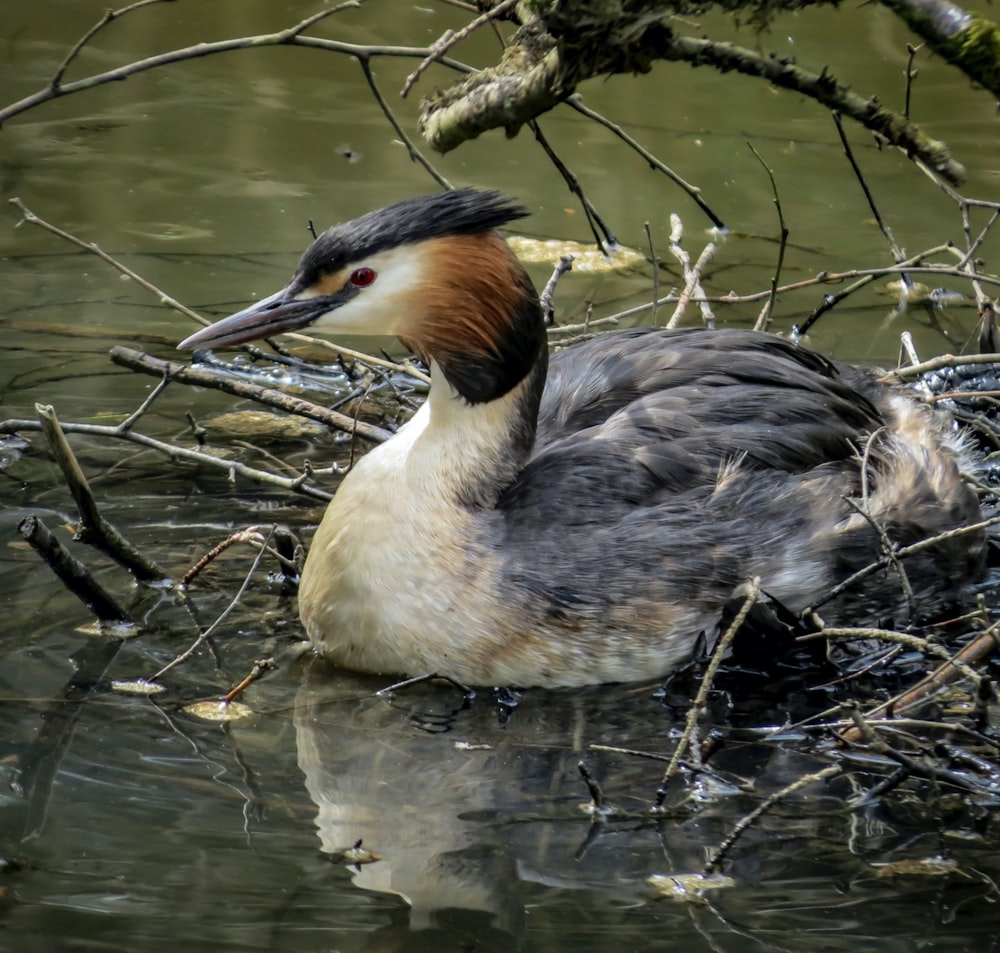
[179,188,985,688]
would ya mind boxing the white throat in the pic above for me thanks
[295,361,535,677]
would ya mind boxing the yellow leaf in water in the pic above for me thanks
[873,856,968,878]
[184,699,254,722]
[507,236,647,274]
[647,872,736,903]
[112,679,166,695]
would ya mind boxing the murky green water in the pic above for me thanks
[2,2,999,950]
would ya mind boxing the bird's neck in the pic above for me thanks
[392,238,548,506]
[404,353,547,509]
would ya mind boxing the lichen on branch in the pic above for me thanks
[419,2,967,184]
[878,0,1000,96]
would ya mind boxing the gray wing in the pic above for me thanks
[500,327,882,524]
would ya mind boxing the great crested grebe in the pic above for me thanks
[180,189,985,688]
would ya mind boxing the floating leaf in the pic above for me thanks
[184,699,254,722]
[341,839,380,866]
[873,856,967,879]
[112,679,166,695]
[507,236,646,273]
[203,410,327,441]
[648,872,736,903]
[77,621,140,639]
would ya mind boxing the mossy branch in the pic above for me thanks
[419,18,966,184]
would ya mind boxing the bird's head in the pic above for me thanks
[179,189,546,403]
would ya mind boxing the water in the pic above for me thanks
[2,2,999,950]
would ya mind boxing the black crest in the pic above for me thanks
[296,189,530,280]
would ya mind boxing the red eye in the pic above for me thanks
[349,267,377,287]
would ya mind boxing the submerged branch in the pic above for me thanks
[110,347,393,444]
[36,403,167,582]
[18,516,133,625]
[1,416,334,502]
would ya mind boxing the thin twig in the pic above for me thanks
[577,761,609,816]
[50,0,175,90]
[10,197,205,324]
[148,527,277,682]
[655,579,761,806]
[805,513,1000,613]
[747,142,788,333]
[0,7,469,128]
[357,57,452,191]
[842,706,987,794]
[180,526,300,589]
[801,626,983,682]
[702,765,843,873]
[223,657,278,704]
[835,623,1000,743]
[111,346,393,443]
[903,43,922,120]
[565,95,726,230]
[665,215,716,329]
[539,254,575,326]
[11,195,430,386]
[841,495,916,617]
[1,416,333,501]
[833,112,906,265]
[400,0,518,98]
[643,223,660,326]
[528,119,617,254]
[882,352,1000,383]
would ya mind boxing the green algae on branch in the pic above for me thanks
[878,0,1000,97]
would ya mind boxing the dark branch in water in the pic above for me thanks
[36,403,167,583]
[1,415,335,502]
[17,516,133,625]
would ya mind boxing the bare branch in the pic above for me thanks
[401,0,518,98]
[0,6,469,128]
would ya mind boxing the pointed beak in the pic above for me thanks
[178,287,338,350]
